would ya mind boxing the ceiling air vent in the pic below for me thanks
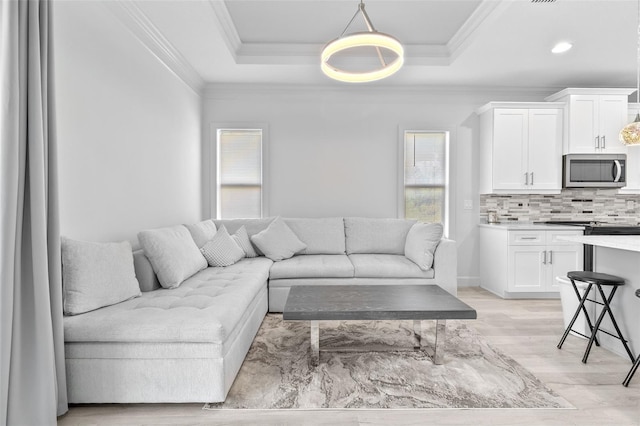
[531,0,557,3]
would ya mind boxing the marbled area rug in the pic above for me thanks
[204,315,572,410]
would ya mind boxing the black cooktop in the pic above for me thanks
[536,221,640,235]
[538,221,640,228]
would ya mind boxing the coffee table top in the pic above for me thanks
[283,284,477,321]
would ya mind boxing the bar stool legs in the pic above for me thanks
[623,355,640,387]
[557,272,635,366]
[582,284,635,364]
[557,282,599,350]
[622,288,640,387]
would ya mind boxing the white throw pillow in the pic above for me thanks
[250,217,307,261]
[185,219,217,248]
[61,238,141,315]
[138,225,207,289]
[201,226,246,266]
[404,222,444,271]
[231,226,258,258]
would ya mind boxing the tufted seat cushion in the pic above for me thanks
[64,257,273,345]
[269,254,354,279]
[349,254,434,279]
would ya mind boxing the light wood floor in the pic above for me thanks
[57,287,640,425]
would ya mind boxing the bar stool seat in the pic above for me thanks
[557,271,635,364]
[623,289,640,387]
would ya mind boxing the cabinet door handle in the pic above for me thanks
[525,173,529,185]
[549,250,553,264]
[595,136,600,149]
[602,135,606,149]
[542,250,547,264]
[521,237,537,240]
[530,172,534,186]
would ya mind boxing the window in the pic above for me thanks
[402,130,448,227]
[216,128,263,219]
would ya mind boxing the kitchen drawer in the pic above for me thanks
[547,230,584,244]
[508,231,545,245]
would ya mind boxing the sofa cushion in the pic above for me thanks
[184,219,217,248]
[61,238,141,315]
[201,226,245,267]
[138,225,207,289]
[269,254,354,279]
[349,254,434,279]
[63,257,273,345]
[231,226,258,258]
[284,218,346,255]
[251,217,307,261]
[404,222,443,271]
[344,217,416,255]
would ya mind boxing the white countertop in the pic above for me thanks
[557,235,640,253]
[478,222,585,231]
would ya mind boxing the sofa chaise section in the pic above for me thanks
[64,253,273,403]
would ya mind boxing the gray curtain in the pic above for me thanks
[1,0,68,424]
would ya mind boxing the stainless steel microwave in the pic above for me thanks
[563,154,626,188]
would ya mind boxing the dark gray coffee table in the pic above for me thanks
[283,284,477,365]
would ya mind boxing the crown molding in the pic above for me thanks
[207,0,241,62]
[203,82,560,101]
[106,0,205,94]
[208,0,499,67]
[234,42,450,66]
[447,0,511,62]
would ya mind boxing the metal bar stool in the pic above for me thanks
[557,271,635,364]
[623,289,640,387]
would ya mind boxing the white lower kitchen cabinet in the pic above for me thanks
[479,224,584,298]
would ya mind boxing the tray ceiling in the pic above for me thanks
[118,0,638,88]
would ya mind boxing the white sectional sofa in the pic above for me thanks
[63,217,457,404]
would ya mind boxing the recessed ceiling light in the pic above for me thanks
[552,42,573,54]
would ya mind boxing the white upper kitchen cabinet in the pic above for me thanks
[546,88,635,154]
[477,102,564,195]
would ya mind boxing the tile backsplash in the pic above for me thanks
[480,189,640,224]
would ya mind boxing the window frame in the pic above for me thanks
[397,127,453,238]
[210,122,269,219]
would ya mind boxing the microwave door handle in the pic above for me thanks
[613,160,622,182]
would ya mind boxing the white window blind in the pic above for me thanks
[403,131,448,224]
[217,129,262,219]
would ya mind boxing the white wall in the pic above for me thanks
[203,84,553,285]
[54,1,202,246]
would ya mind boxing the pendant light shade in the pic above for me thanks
[620,0,640,145]
[321,1,404,83]
[621,114,640,145]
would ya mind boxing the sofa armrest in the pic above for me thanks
[133,250,161,292]
[432,238,457,296]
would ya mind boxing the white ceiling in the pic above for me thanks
[127,0,640,89]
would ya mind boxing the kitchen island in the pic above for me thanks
[558,235,640,361]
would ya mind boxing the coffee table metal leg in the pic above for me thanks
[310,321,319,366]
[433,320,446,365]
[413,320,423,349]
[413,320,447,364]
